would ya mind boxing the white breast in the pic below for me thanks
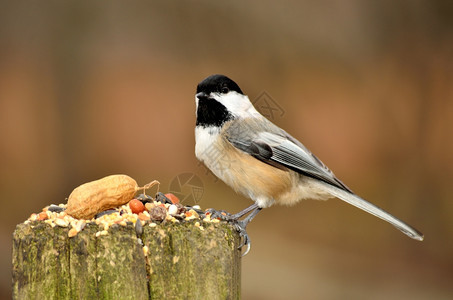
[195,126,220,161]
[195,125,237,190]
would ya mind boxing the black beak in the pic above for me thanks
[196,92,209,101]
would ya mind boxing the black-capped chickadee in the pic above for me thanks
[195,74,423,255]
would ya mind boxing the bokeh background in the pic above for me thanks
[1,1,452,299]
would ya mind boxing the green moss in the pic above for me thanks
[68,223,99,299]
[144,222,241,300]
[13,220,240,300]
[12,222,71,299]
[95,224,148,300]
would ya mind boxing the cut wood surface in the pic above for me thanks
[12,221,241,299]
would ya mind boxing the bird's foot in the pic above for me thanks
[205,205,261,256]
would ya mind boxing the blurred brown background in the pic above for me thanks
[1,1,452,299]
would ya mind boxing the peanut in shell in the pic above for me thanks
[66,174,158,220]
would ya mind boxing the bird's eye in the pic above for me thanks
[221,86,229,94]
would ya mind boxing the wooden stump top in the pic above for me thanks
[13,219,241,299]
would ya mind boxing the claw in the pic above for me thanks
[206,204,262,256]
[235,221,252,256]
[242,243,251,257]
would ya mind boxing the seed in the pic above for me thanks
[48,205,65,213]
[135,219,143,236]
[149,206,166,222]
[138,212,150,221]
[55,218,68,227]
[68,228,78,237]
[164,193,180,204]
[168,204,178,216]
[37,212,48,221]
[136,193,153,204]
[155,192,172,204]
[129,199,145,214]
[95,230,108,237]
[95,209,117,219]
[145,202,155,211]
[74,220,86,231]
[143,245,149,256]
[175,203,186,214]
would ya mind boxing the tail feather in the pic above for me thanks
[317,182,424,241]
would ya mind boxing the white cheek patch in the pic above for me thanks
[210,92,261,119]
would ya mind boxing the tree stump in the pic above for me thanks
[12,220,241,299]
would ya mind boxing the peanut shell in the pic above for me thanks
[66,174,138,219]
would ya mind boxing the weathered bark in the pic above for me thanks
[12,221,241,299]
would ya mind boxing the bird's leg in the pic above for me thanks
[234,206,262,256]
[207,203,263,256]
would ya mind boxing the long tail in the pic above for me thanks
[316,182,424,241]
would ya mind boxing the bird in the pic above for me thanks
[194,74,423,255]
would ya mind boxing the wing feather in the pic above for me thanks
[225,118,351,192]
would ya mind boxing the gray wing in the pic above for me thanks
[226,119,352,193]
